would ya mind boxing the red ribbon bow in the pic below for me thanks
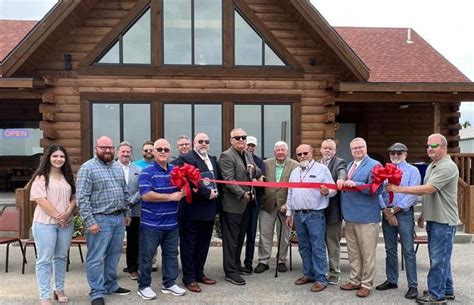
[170,164,201,204]
[371,163,403,204]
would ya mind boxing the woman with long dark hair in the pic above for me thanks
[30,144,76,305]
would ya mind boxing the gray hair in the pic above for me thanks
[274,141,288,150]
[230,128,246,138]
[177,135,190,141]
[117,141,132,151]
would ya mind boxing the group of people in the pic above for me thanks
[28,130,458,305]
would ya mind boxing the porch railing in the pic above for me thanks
[452,153,474,233]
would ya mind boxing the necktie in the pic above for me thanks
[347,162,358,179]
[204,157,212,170]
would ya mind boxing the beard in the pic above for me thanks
[390,158,401,165]
[299,160,309,168]
[98,152,114,163]
[143,153,154,160]
[196,147,208,156]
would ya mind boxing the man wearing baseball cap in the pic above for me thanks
[376,143,421,300]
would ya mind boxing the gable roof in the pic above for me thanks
[0,20,37,62]
[335,27,471,83]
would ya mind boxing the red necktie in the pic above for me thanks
[347,163,358,179]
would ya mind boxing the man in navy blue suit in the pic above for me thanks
[175,133,221,293]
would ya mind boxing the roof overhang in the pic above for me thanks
[0,77,45,99]
[334,82,474,102]
[0,77,45,89]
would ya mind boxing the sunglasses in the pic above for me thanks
[197,139,210,144]
[389,151,404,156]
[96,146,114,151]
[143,149,154,153]
[426,144,443,149]
[154,147,170,153]
[296,151,310,157]
[232,136,247,141]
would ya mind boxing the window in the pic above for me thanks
[164,103,222,157]
[0,127,43,156]
[163,0,222,65]
[234,104,291,158]
[97,8,151,64]
[234,10,285,66]
[91,103,151,156]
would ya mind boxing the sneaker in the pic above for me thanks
[423,290,455,301]
[113,287,131,295]
[254,263,269,273]
[129,272,139,280]
[239,266,252,275]
[416,293,447,304]
[277,263,287,273]
[161,284,186,296]
[328,274,340,285]
[137,287,156,300]
[225,273,246,285]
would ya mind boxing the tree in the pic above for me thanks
[463,121,471,129]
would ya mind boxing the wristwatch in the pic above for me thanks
[389,207,395,214]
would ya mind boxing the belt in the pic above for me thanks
[101,210,123,216]
[295,209,316,214]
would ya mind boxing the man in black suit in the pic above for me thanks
[319,138,347,285]
[218,128,262,286]
[176,133,221,293]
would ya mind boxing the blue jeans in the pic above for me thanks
[85,214,125,300]
[32,222,73,300]
[138,226,179,289]
[426,221,456,300]
[294,209,328,285]
[381,208,417,287]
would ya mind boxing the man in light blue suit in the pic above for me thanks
[338,137,383,298]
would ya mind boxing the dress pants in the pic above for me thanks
[221,207,250,275]
[344,221,379,289]
[257,208,289,264]
[126,216,140,273]
[180,218,214,285]
[325,221,342,275]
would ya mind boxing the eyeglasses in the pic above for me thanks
[178,143,190,147]
[350,146,365,151]
[389,151,404,156]
[426,143,443,149]
[296,151,310,157]
[154,147,170,153]
[143,149,154,153]
[96,146,114,151]
[232,136,247,141]
[197,139,210,145]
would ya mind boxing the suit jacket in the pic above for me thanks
[261,157,299,214]
[319,156,347,224]
[176,150,222,221]
[116,161,142,218]
[341,156,382,223]
[218,147,262,214]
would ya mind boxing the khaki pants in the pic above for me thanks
[345,221,379,289]
[325,221,342,274]
[257,208,289,264]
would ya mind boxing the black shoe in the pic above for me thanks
[375,280,398,291]
[113,287,131,295]
[405,287,418,299]
[225,273,246,285]
[91,297,105,305]
[277,263,287,273]
[239,266,252,275]
[416,294,447,304]
[423,290,455,301]
[254,263,269,273]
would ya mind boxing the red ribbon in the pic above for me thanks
[170,164,201,204]
[370,163,403,204]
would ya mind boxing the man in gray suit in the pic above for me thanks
[116,142,142,281]
[319,138,347,285]
[218,128,262,286]
[254,141,298,274]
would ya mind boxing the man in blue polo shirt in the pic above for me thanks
[137,138,186,300]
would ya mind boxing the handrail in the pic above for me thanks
[457,177,474,233]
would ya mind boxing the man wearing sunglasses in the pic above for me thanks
[137,138,186,300]
[387,134,459,305]
[339,137,384,298]
[218,128,262,286]
[174,133,222,293]
[285,144,336,293]
[133,141,155,170]
[376,143,421,300]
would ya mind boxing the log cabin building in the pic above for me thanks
[1,0,474,175]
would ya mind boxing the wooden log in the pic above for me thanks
[40,138,81,148]
[53,113,81,121]
[301,113,334,123]
[43,112,56,121]
[301,106,328,114]
[41,93,56,104]
[39,104,58,114]
[40,121,80,130]
[301,122,337,130]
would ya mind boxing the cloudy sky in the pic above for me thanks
[1,0,473,123]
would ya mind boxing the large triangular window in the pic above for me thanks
[97,8,151,64]
[234,10,285,66]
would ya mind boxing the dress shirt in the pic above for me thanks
[119,161,130,184]
[194,148,213,171]
[381,161,421,210]
[275,160,286,182]
[286,160,336,216]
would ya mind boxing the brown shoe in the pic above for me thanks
[357,287,370,298]
[310,282,327,292]
[198,276,217,285]
[295,276,315,285]
[186,282,201,293]
[340,282,361,291]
